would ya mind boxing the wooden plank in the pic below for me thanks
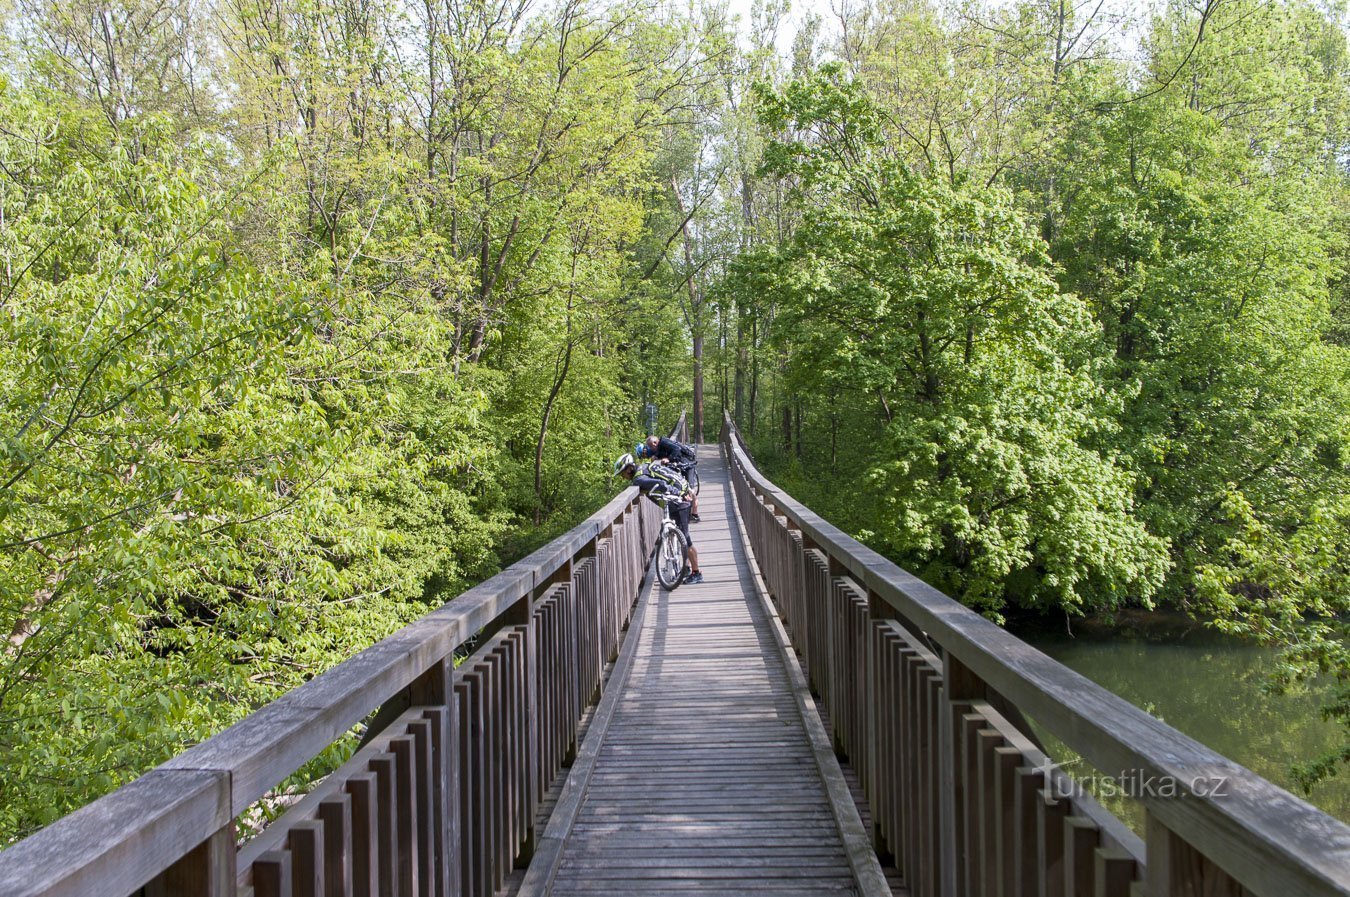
[404,719,434,897]
[343,773,378,897]
[0,769,230,897]
[368,752,399,897]
[253,850,293,897]
[316,794,353,897]
[1094,847,1138,897]
[148,823,236,897]
[285,820,323,897]
[388,734,418,897]
[1065,815,1100,897]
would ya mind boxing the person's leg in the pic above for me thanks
[674,506,701,580]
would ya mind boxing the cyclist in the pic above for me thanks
[636,435,700,521]
[614,452,703,584]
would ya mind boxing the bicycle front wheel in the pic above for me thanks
[656,525,689,590]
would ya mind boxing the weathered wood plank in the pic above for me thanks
[0,769,229,897]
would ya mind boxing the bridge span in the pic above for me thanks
[2,413,1348,897]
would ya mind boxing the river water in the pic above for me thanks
[1007,609,1350,824]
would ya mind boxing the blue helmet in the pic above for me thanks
[634,442,649,458]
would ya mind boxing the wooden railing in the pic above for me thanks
[0,413,687,897]
[723,411,1350,897]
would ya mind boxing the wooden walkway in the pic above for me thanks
[522,448,885,897]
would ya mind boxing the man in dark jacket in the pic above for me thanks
[637,435,700,521]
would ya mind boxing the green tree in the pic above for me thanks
[748,70,1167,616]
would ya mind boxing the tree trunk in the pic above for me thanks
[671,175,705,442]
[534,306,575,523]
[749,317,759,436]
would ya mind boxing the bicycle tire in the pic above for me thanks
[656,525,690,590]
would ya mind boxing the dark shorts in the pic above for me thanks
[669,502,692,544]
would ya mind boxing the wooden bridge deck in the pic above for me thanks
[524,447,884,897]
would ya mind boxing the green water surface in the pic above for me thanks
[1009,611,1350,824]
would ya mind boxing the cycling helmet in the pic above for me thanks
[613,453,637,476]
[634,442,650,458]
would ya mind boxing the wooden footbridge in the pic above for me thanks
[4,413,1350,897]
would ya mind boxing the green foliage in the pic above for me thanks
[746,71,1168,617]
[0,0,711,841]
[717,0,1350,786]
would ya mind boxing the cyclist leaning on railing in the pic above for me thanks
[614,452,703,585]
[636,435,700,521]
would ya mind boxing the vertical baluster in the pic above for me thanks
[420,706,453,897]
[481,656,502,893]
[1037,787,1068,897]
[317,793,353,897]
[390,735,421,897]
[886,635,904,866]
[368,753,400,897]
[993,746,1021,897]
[465,669,489,897]
[1013,765,1045,897]
[404,720,434,897]
[503,631,523,856]
[1145,813,1249,897]
[921,665,942,897]
[1095,848,1138,897]
[287,820,324,897]
[345,773,379,897]
[453,678,474,897]
[1064,816,1100,897]
[253,851,293,897]
[873,625,893,858]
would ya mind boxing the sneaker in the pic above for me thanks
[691,514,701,523]
[684,571,704,585]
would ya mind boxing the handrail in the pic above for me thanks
[722,410,1350,897]
[0,412,687,897]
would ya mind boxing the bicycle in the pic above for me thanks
[654,500,691,590]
